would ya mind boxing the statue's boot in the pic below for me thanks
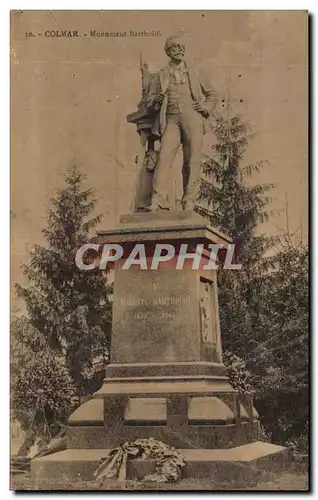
[149,192,170,211]
[149,203,170,212]
[181,200,194,211]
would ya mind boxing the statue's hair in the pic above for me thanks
[164,36,185,55]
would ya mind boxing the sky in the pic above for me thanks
[11,10,308,311]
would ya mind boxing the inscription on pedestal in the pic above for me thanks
[111,265,201,363]
[121,296,190,322]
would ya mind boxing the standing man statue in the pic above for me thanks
[146,35,218,211]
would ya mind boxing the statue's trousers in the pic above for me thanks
[152,110,203,209]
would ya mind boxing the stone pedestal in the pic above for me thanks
[87,211,256,447]
[31,211,286,483]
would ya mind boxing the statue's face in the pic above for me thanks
[166,40,185,62]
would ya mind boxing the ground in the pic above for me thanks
[11,463,308,491]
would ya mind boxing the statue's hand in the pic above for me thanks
[193,101,209,118]
[154,92,165,105]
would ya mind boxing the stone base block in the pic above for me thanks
[31,442,287,484]
[67,393,260,450]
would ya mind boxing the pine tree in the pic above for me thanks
[196,108,276,356]
[197,112,276,268]
[15,165,112,395]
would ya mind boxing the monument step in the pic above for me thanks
[94,378,235,397]
[94,210,231,245]
[66,422,260,450]
[103,375,229,383]
[105,361,227,378]
[116,211,231,243]
[31,441,287,484]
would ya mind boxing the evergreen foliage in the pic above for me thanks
[15,165,112,395]
[197,109,308,446]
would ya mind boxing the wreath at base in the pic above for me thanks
[94,438,186,485]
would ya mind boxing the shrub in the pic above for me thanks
[12,349,77,440]
[223,350,254,395]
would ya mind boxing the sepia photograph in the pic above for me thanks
[10,10,308,491]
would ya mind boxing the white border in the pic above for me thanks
[2,2,314,499]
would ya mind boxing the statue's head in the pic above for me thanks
[164,36,185,62]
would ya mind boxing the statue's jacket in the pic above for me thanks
[146,62,218,138]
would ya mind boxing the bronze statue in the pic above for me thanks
[127,36,217,212]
